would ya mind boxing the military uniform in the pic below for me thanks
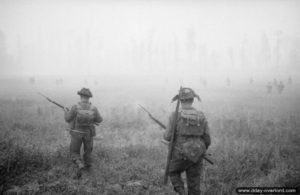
[64,88,103,170]
[277,81,284,94]
[164,88,211,195]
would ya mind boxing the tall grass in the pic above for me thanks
[0,91,299,194]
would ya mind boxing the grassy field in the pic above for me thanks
[0,77,300,194]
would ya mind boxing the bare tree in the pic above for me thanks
[259,32,271,69]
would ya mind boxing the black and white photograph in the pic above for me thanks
[0,0,299,194]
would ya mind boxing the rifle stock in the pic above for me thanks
[163,87,182,184]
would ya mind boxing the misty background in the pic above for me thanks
[0,0,299,79]
[0,2,300,193]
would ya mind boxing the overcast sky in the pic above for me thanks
[0,0,299,77]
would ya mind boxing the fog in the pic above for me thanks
[1,2,300,193]
[0,0,299,83]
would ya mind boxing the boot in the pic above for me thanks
[84,163,92,172]
[73,160,84,179]
[77,161,85,169]
[175,187,186,195]
[177,191,186,195]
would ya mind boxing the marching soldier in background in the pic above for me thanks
[164,88,211,195]
[64,88,103,177]
[277,81,284,94]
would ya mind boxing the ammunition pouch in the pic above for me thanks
[90,127,96,137]
[68,120,75,130]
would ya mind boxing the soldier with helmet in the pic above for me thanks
[164,88,211,195]
[277,81,284,94]
[64,88,103,178]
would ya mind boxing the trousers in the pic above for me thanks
[69,130,93,167]
[169,150,203,195]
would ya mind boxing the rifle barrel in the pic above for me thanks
[138,104,166,129]
[38,92,65,109]
[138,104,150,114]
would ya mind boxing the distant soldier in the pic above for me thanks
[64,88,103,178]
[267,82,272,94]
[277,81,284,94]
[29,77,35,85]
[56,78,63,85]
[288,76,292,85]
[164,88,211,195]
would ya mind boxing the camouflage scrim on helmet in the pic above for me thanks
[77,88,93,98]
[172,87,201,102]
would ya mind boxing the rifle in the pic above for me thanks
[138,104,166,129]
[38,92,99,126]
[164,86,182,184]
[38,92,67,111]
[161,140,214,165]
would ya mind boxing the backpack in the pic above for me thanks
[181,139,206,163]
[75,103,95,127]
[176,108,206,162]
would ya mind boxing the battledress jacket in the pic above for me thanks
[64,102,103,133]
[163,108,211,149]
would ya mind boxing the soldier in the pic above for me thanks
[164,88,211,195]
[64,88,103,177]
[29,76,35,85]
[277,81,284,94]
[267,82,272,94]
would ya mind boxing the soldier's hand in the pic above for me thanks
[64,107,69,113]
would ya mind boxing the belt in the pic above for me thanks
[66,129,87,134]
